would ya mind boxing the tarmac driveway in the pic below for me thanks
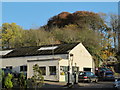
[42,81,115,88]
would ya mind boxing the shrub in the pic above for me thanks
[4,73,13,88]
[0,69,3,89]
[17,72,27,88]
[114,73,120,77]
[29,64,44,88]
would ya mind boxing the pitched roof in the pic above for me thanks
[2,43,79,58]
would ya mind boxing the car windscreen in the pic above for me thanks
[86,72,95,76]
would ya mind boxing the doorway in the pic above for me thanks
[83,68,91,72]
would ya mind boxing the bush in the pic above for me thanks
[0,69,3,89]
[17,72,27,88]
[114,73,120,77]
[4,73,13,88]
[29,64,44,88]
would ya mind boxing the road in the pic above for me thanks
[78,81,114,88]
[42,81,115,88]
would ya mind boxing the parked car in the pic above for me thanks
[98,67,112,72]
[2,68,12,75]
[2,68,19,78]
[98,71,115,81]
[78,71,98,83]
[103,71,115,81]
[113,78,120,89]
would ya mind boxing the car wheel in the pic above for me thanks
[88,79,92,83]
[95,79,98,83]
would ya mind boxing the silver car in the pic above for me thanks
[113,78,120,89]
[78,71,98,83]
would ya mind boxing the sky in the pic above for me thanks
[2,2,119,30]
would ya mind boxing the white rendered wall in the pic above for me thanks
[69,43,95,72]
[27,59,59,81]
[2,54,68,73]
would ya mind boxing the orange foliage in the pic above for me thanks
[101,49,115,60]
[47,11,104,30]
[58,12,71,19]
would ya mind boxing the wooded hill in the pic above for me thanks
[1,11,120,67]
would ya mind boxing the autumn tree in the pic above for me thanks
[96,13,120,63]
[46,11,107,33]
[21,28,59,47]
[2,23,24,49]
[109,14,119,51]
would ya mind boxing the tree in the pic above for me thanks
[2,23,24,49]
[109,14,119,51]
[33,29,57,46]
[99,30,116,63]
[51,26,80,44]
[46,11,106,33]
[22,28,59,47]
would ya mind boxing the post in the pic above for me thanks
[67,53,73,86]
[67,66,70,85]
[74,63,78,84]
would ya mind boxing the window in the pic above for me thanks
[6,66,12,70]
[39,67,46,75]
[60,66,68,72]
[20,65,27,72]
[49,66,56,75]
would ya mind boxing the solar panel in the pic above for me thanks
[38,46,58,50]
[0,50,13,55]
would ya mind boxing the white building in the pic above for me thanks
[1,43,95,82]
